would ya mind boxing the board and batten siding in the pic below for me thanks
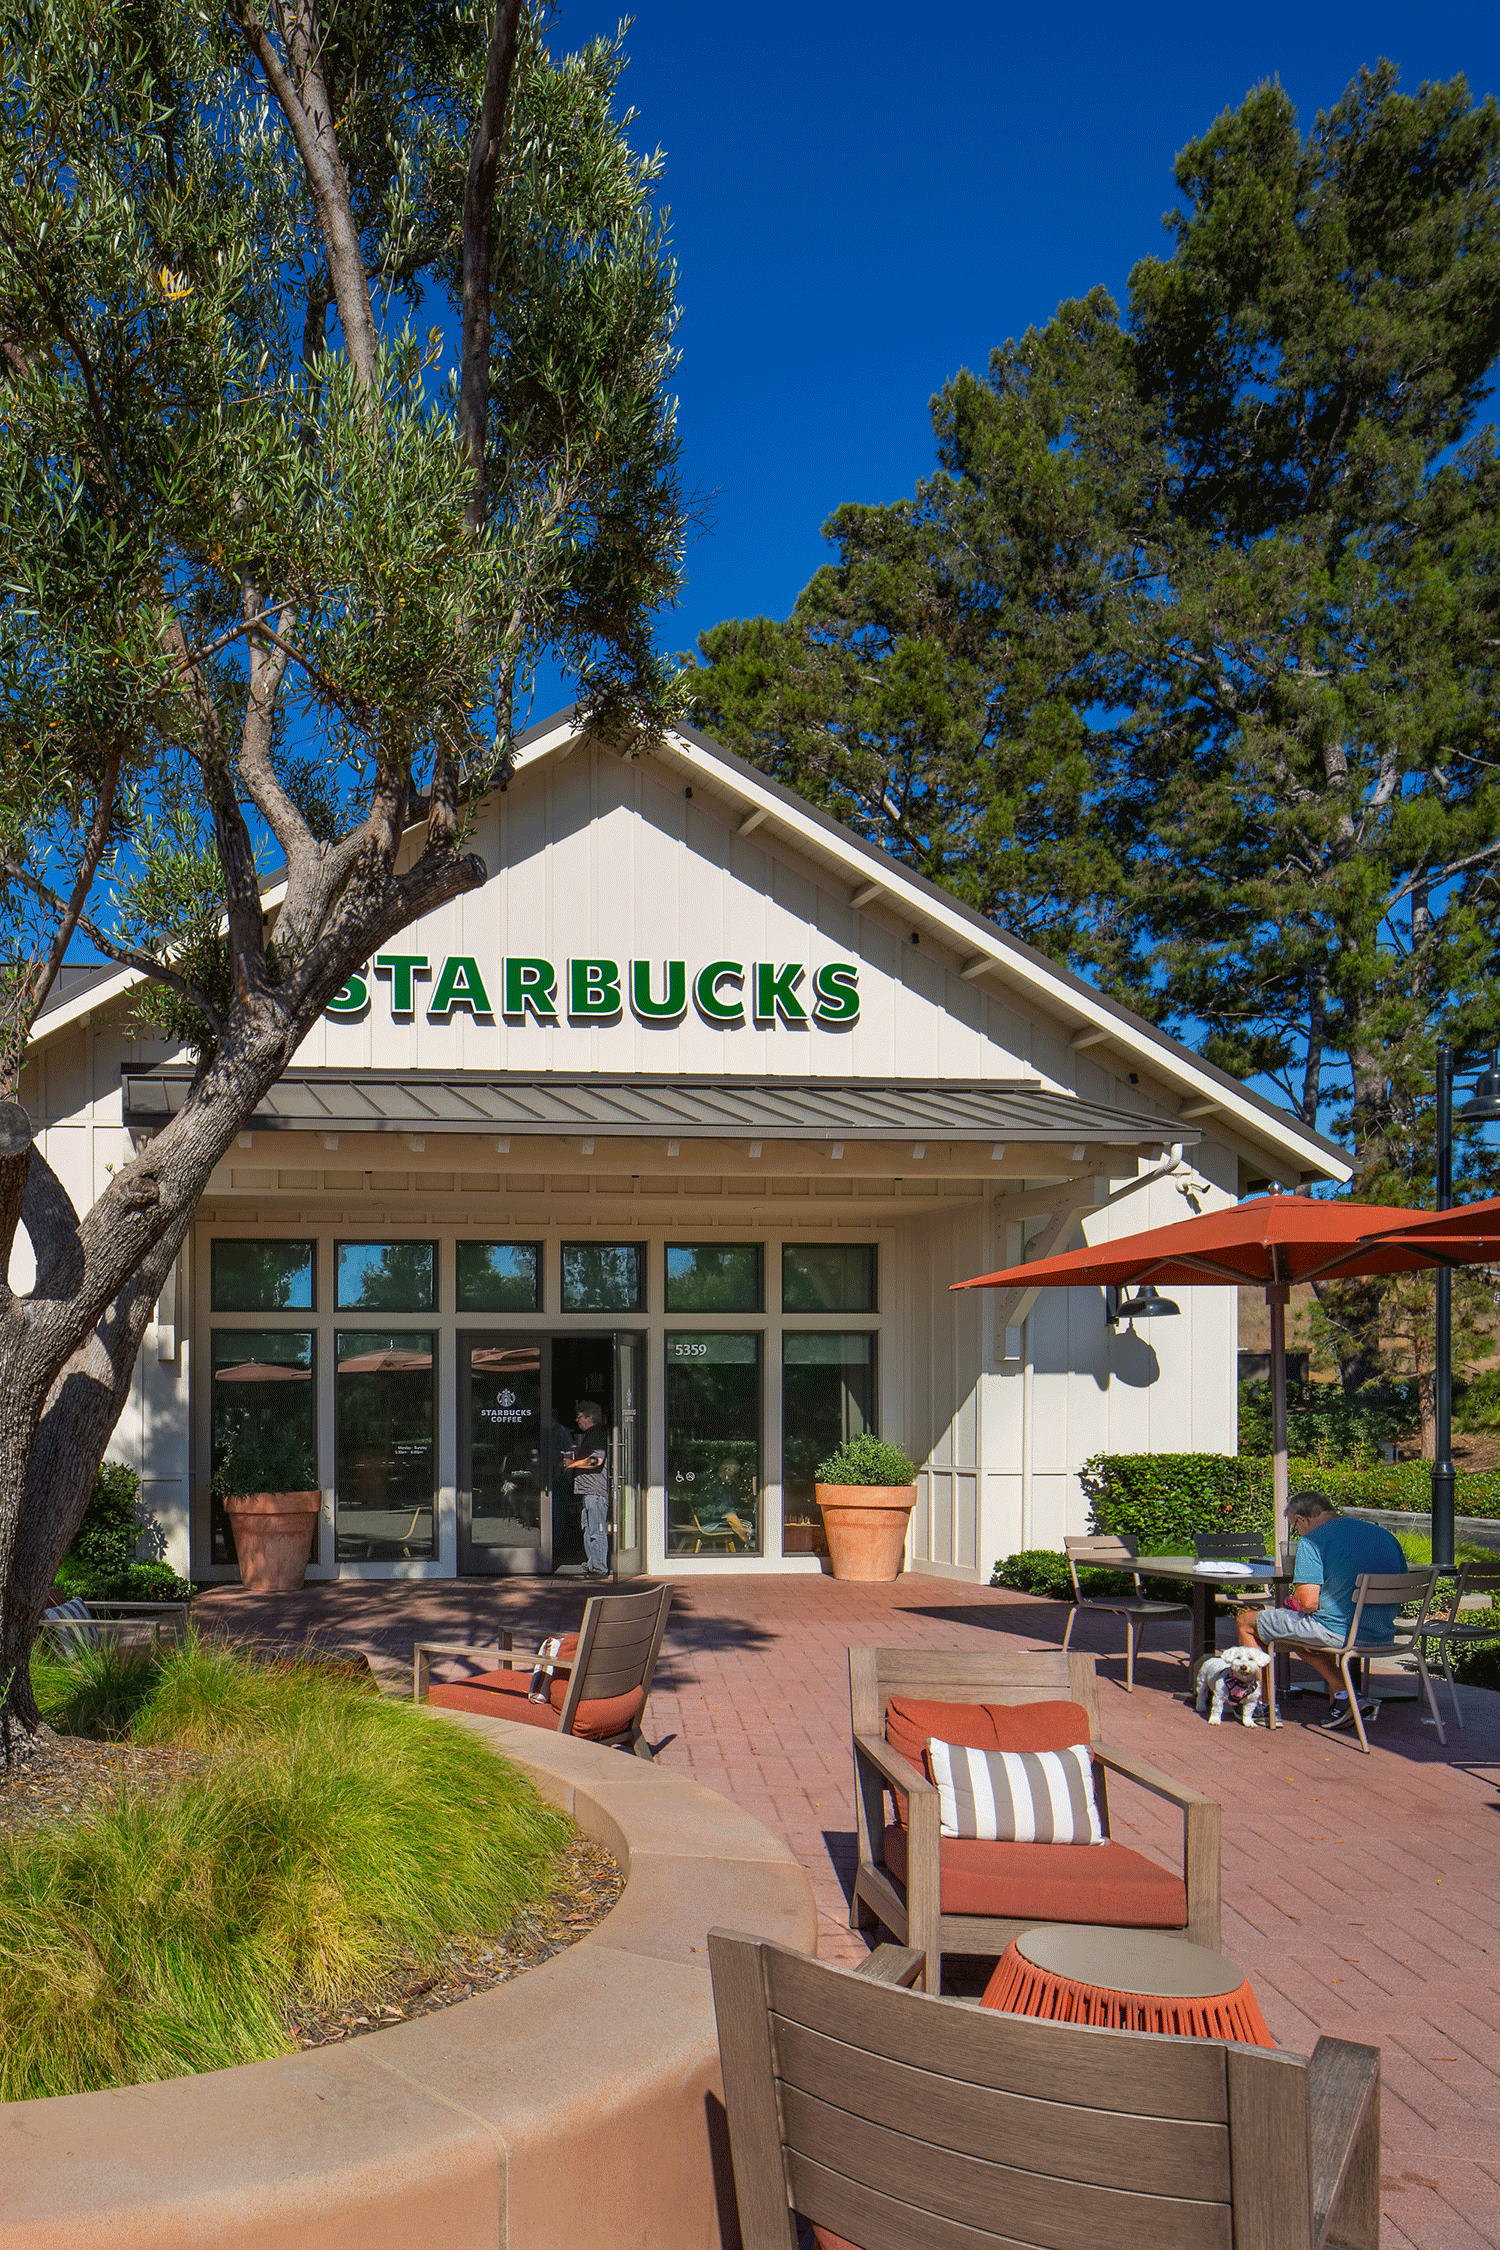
[291,751,1048,1084]
[9,739,1251,1584]
[902,1150,1240,1582]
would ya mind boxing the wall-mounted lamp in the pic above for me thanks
[1104,1283,1180,1332]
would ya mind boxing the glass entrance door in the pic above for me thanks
[457,1334,550,1575]
[612,1331,646,1578]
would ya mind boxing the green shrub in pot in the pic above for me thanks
[814,1435,918,1487]
[211,1419,317,1502]
[814,1436,920,1581]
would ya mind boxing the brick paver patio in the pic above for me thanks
[195,1571,1500,2250]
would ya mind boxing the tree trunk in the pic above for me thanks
[0,831,487,1761]
[0,1211,189,1761]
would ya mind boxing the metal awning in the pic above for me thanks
[122,1070,1195,1148]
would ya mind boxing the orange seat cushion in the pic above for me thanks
[884,1696,998,1774]
[880,1823,1187,1927]
[981,1700,1092,1754]
[428,1646,645,1743]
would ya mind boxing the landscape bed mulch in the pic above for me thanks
[0,1732,625,2051]
[0,1732,208,1839]
[283,1833,624,2050]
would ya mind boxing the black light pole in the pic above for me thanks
[1433,1047,1500,1574]
[1433,1047,1455,1573]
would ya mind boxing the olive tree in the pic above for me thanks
[0,0,683,1754]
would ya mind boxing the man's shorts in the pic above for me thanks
[1254,1606,1342,1648]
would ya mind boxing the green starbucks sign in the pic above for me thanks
[327,954,861,1027]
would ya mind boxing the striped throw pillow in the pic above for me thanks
[927,1737,1104,1844]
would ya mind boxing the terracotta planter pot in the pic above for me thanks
[224,1491,320,1593]
[815,1484,916,1581]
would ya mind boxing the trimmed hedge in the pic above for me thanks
[1079,1454,1265,1550]
[1302,1457,1500,1519]
[1080,1451,1500,1541]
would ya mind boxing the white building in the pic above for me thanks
[20,712,1348,1585]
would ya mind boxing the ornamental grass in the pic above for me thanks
[1,1635,571,2100]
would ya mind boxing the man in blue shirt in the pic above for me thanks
[1235,1490,1407,1732]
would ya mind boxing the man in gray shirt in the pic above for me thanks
[564,1400,609,1577]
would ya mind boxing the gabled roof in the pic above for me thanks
[510,713,1350,1183]
[34,705,1349,1183]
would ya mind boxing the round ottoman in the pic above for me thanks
[981,1923,1274,2046]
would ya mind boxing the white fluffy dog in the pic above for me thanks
[1196,1646,1272,1726]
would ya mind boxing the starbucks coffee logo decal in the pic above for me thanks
[481,1385,530,1424]
[326,953,860,1027]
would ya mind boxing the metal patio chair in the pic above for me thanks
[1411,1561,1500,1731]
[39,1596,188,1657]
[1263,1566,1443,1751]
[1061,1533,1192,1690]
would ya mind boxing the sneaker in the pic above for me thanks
[1315,1696,1378,1732]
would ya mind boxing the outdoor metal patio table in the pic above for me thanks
[1131,1555,1278,1691]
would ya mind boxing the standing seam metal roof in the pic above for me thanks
[121,1070,1199,1146]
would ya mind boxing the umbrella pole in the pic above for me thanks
[1268,1285,1290,1561]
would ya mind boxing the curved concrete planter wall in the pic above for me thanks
[0,1713,818,2249]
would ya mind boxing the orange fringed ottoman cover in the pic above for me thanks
[982,1930,1275,2047]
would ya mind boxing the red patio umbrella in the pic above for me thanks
[213,1360,313,1382]
[953,1193,1500,1555]
[335,1347,434,1374]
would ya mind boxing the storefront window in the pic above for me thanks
[335,1330,437,1560]
[782,1333,877,1556]
[336,1240,437,1312]
[212,1239,314,1311]
[666,1332,761,1555]
[456,1241,542,1312]
[782,1242,877,1312]
[561,1242,645,1312]
[210,1330,316,1565]
[665,1243,763,1312]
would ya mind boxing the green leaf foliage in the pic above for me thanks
[689,64,1500,1385]
[1237,1378,1412,1464]
[1081,1449,1500,1539]
[0,0,684,1079]
[54,1462,189,1601]
[814,1433,918,1486]
[1080,1453,1270,1550]
[209,1415,317,1502]
[991,1550,1137,1600]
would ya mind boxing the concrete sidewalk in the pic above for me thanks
[195,1570,1500,2250]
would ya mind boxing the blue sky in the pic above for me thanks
[548,0,1500,662]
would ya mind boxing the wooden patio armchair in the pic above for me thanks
[40,1596,190,1657]
[412,1581,672,1758]
[709,1929,1380,2250]
[850,1645,1221,1993]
